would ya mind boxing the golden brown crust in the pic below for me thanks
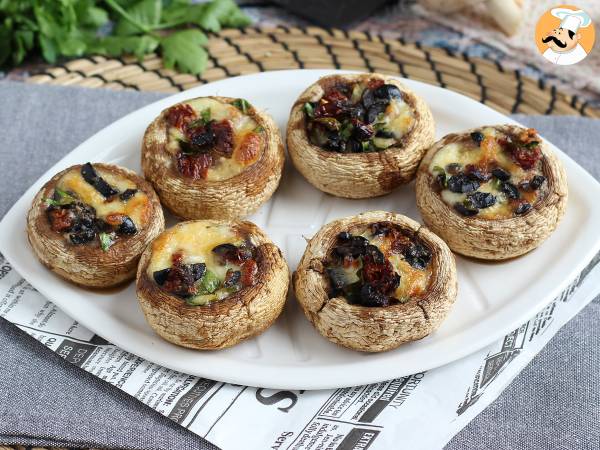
[292,211,457,352]
[415,124,568,260]
[141,96,285,220]
[26,163,165,288]
[286,73,435,198]
[136,219,290,350]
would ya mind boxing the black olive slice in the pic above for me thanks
[153,268,171,285]
[470,131,484,145]
[373,84,402,101]
[454,203,479,217]
[118,216,137,235]
[529,175,546,190]
[500,181,520,199]
[189,263,207,281]
[81,163,119,199]
[515,203,532,215]
[360,284,390,307]
[468,192,497,209]
[491,167,511,181]
[69,227,96,244]
[447,174,480,193]
[119,189,138,201]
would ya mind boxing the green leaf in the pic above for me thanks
[303,102,314,118]
[525,141,540,149]
[232,98,250,114]
[84,6,109,27]
[195,0,249,32]
[254,125,264,133]
[196,269,220,295]
[114,0,162,36]
[99,232,116,252]
[39,34,58,63]
[160,29,208,74]
[91,35,159,60]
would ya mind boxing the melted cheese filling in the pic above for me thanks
[366,232,431,301]
[350,82,415,144]
[147,222,251,281]
[166,98,262,181]
[381,97,414,141]
[428,127,545,219]
[332,228,432,302]
[56,167,150,228]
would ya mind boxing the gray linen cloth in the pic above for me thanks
[0,81,598,450]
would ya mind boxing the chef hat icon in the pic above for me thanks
[551,8,592,33]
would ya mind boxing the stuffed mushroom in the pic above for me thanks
[293,211,457,352]
[27,162,165,288]
[136,219,289,350]
[287,73,435,198]
[142,96,285,220]
[415,125,568,260]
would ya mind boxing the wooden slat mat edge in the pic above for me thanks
[23,26,599,118]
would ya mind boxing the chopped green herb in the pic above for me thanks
[491,178,502,190]
[525,141,540,149]
[99,232,115,252]
[361,141,371,152]
[303,102,315,119]
[254,125,264,133]
[196,269,220,295]
[201,108,211,123]
[44,188,75,207]
[186,294,216,306]
[314,117,341,131]
[339,121,354,140]
[232,98,250,114]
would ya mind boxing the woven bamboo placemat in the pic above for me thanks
[25,26,599,118]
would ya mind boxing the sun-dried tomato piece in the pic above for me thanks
[162,264,197,297]
[166,104,196,129]
[234,132,261,164]
[511,144,541,170]
[518,128,539,145]
[211,119,235,157]
[48,208,74,232]
[240,259,258,287]
[314,89,349,118]
[366,79,385,90]
[361,255,399,295]
[172,251,184,266]
[390,231,412,254]
[105,213,126,227]
[176,153,213,179]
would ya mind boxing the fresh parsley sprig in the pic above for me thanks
[0,0,251,75]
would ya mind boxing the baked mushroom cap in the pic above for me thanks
[415,124,568,260]
[27,163,165,288]
[142,96,285,220]
[136,219,290,350]
[293,211,457,352]
[286,73,435,198]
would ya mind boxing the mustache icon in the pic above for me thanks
[542,35,567,48]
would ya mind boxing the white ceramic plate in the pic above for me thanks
[1,70,599,390]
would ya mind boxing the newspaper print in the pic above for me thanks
[1,251,598,450]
